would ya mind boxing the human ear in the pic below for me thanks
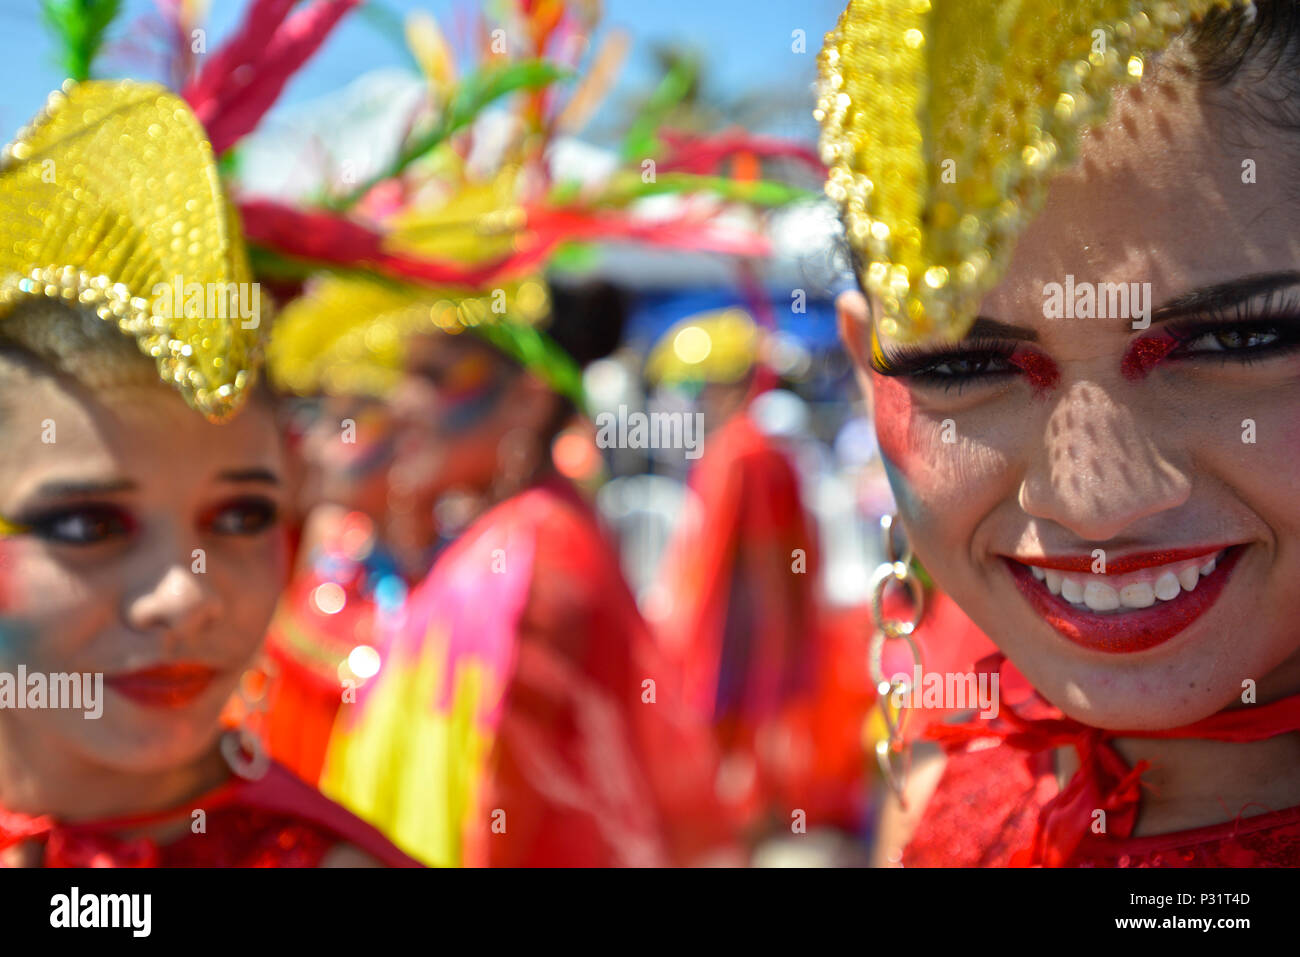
[837,288,875,415]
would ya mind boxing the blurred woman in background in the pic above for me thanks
[319,280,735,866]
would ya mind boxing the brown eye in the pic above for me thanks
[30,505,134,545]
[931,355,1008,376]
[1210,328,1280,350]
[208,498,280,536]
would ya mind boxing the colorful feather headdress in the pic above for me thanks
[254,0,822,408]
[817,0,1251,344]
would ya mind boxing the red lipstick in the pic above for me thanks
[1007,544,1231,575]
[106,663,218,708]
[1004,545,1244,653]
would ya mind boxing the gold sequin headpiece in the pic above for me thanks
[817,0,1250,343]
[0,80,262,420]
[268,276,552,399]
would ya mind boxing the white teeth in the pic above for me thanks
[1083,581,1120,612]
[1154,571,1181,602]
[1119,581,1156,609]
[1024,548,1230,612]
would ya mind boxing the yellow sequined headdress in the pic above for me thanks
[817,0,1250,343]
[645,308,760,387]
[0,80,262,420]
[268,274,552,400]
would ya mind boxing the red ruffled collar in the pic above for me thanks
[0,775,242,868]
[925,654,1300,866]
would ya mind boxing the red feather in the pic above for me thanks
[184,0,360,155]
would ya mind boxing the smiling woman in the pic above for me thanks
[824,0,1300,866]
[0,81,416,867]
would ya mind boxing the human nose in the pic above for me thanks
[123,548,223,643]
[1018,380,1191,542]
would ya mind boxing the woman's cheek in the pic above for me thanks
[0,541,33,662]
[872,372,1010,529]
[0,541,65,663]
[1200,388,1300,542]
[224,535,289,656]
[871,372,920,466]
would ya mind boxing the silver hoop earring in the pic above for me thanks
[867,514,925,808]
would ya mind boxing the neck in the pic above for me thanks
[1057,648,1300,836]
[0,721,230,824]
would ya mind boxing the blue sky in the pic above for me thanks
[1,0,846,145]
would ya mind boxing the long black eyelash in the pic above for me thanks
[871,337,1018,377]
[21,504,134,542]
[1164,288,1300,355]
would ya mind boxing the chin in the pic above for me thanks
[1017,663,1242,731]
[67,708,226,775]
[970,599,1288,731]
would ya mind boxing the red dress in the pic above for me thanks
[655,414,823,825]
[261,511,407,785]
[0,761,421,867]
[903,655,1300,867]
[320,476,731,867]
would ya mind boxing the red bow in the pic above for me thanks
[926,654,1300,866]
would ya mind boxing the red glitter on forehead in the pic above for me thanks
[1008,349,1060,395]
[1122,334,1178,380]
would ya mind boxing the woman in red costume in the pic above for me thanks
[648,308,832,837]
[0,80,416,867]
[319,282,734,867]
[823,0,1300,866]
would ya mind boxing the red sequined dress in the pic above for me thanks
[903,655,1300,867]
[0,760,420,867]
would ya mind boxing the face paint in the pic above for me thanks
[0,542,32,659]
[870,370,920,466]
[879,449,924,522]
[1121,332,1178,380]
[440,372,510,435]
[1008,348,1061,395]
[341,433,397,482]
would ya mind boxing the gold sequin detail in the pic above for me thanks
[268,276,551,398]
[817,0,1250,343]
[0,80,263,420]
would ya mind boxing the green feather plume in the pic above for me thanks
[41,0,124,82]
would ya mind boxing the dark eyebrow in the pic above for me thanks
[217,468,281,485]
[30,478,137,499]
[1151,271,1300,323]
[964,316,1038,342]
[947,271,1300,343]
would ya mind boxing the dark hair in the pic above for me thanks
[545,279,631,369]
[1191,0,1300,135]
[527,279,630,440]
[0,300,157,392]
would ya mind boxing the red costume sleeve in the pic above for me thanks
[485,481,735,866]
